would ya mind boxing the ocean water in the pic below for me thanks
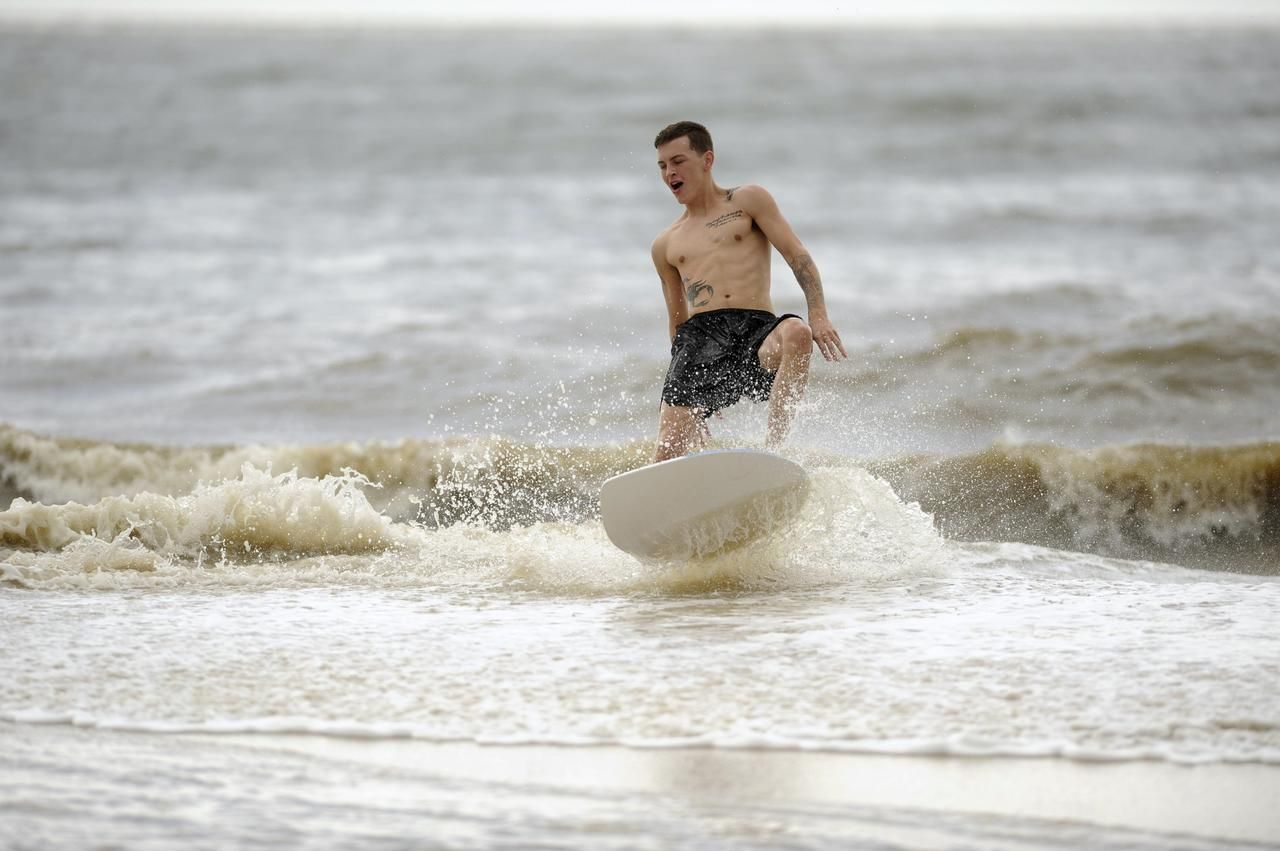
[2,22,1280,848]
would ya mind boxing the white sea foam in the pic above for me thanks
[1,464,395,587]
[2,454,946,593]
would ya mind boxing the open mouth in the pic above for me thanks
[670,180,684,193]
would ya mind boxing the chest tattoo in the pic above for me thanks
[705,210,744,229]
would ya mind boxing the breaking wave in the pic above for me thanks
[3,424,1278,580]
[0,424,944,592]
[873,440,1280,574]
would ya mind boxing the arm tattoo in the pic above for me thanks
[684,279,714,307]
[789,253,821,300]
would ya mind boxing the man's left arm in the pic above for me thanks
[739,185,847,362]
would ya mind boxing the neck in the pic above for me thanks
[682,181,723,216]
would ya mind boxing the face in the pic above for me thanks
[656,136,711,203]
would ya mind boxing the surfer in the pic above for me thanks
[651,120,846,461]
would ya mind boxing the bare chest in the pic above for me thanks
[665,208,762,269]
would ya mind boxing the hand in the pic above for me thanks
[810,315,847,362]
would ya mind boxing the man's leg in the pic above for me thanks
[757,317,814,449]
[655,402,708,462]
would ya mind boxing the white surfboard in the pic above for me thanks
[600,449,810,560]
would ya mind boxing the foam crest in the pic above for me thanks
[1,535,163,588]
[1,465,394,586]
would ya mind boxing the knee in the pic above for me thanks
[780,319,813,355]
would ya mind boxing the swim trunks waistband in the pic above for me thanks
[678,307,778,330]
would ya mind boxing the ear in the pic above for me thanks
[703,150,715,171]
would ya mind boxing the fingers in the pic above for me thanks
[813,329,848,362]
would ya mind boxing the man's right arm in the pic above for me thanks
[652,233,687,341]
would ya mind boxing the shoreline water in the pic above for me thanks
[222,734,1280,845]
[3,722,1278,847]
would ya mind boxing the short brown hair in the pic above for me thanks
[654,121,713,154]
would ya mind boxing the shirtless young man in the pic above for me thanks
[651,120,846,461]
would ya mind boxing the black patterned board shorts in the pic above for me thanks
[661,308,801,418]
